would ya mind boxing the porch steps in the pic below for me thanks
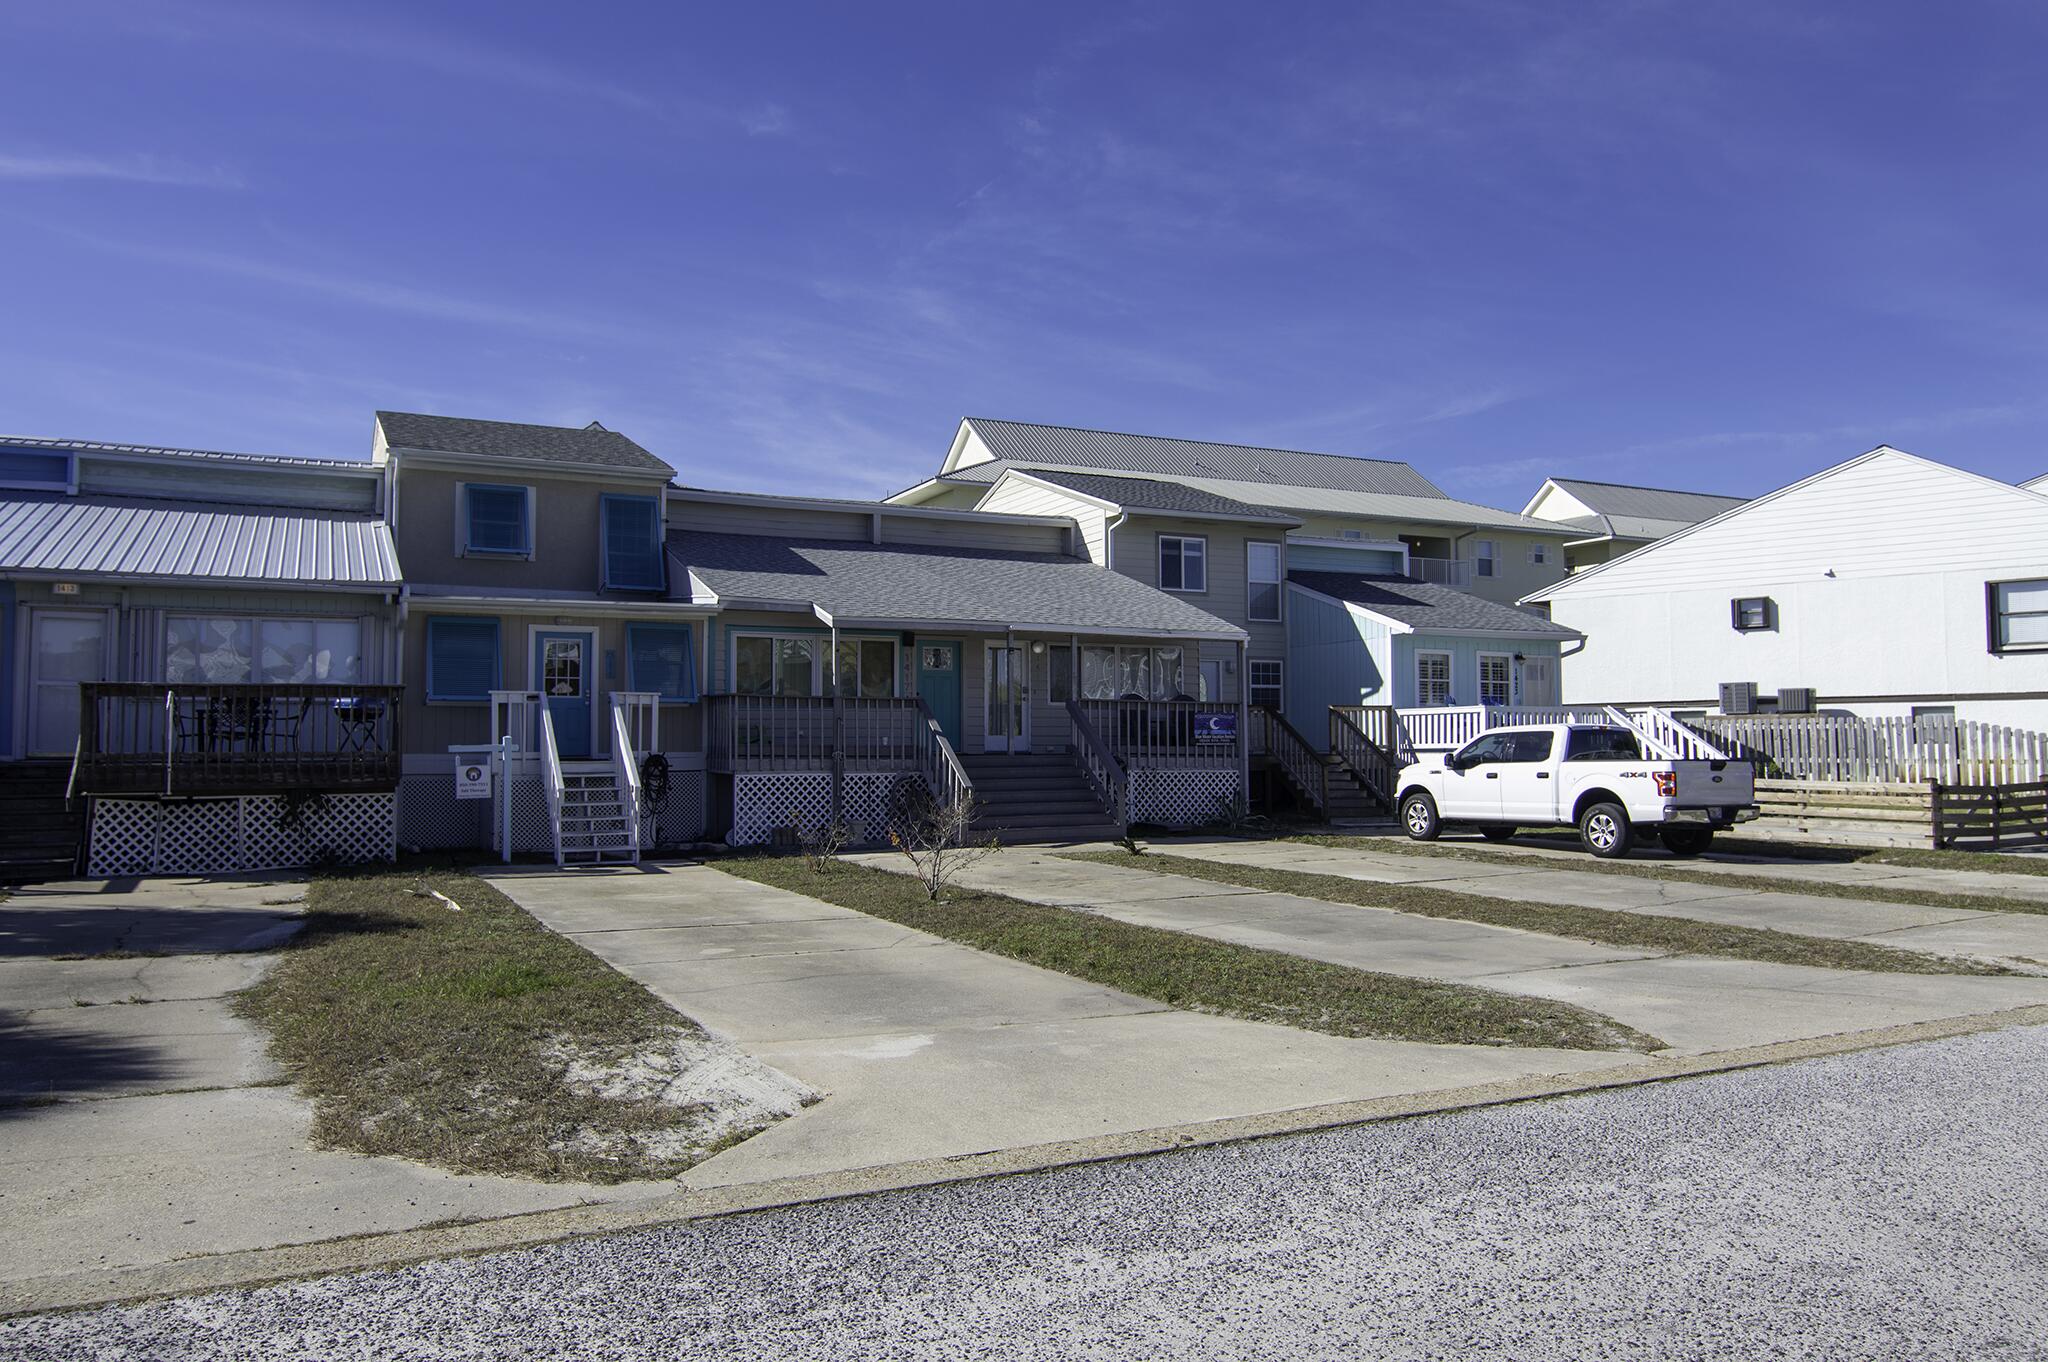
[961,753,1123,845]
[0,761,83,883]
[557,768,638,865]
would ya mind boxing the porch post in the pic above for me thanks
[829,622,844,832]
[1237,638,1249,808]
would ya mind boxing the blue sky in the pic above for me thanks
[4,2,2047,507]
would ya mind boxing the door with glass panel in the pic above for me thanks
[534,631,592,758]
[983,644,1029,752]
[26,610,108,757]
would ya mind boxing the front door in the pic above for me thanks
[1519,655,1558,707]
[1199,659,1223,702]
[982,644,1029,753]
[26,610,108,757]
[534,631,592,758]
[916,639,963,749]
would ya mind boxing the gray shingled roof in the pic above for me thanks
[1017,469,1297,521]
[1546,478,1746,524]
[377,411,673,475]
[674,532,1246,637]
[963,419,1448,497]
[1289,571,1578,638]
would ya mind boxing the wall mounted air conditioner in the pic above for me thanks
[1776,687,1815,714]
[1718,681,1757,715]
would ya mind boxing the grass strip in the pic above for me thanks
[1296,833,2048,921]
[237,867,748,1183]
[1068,850,2010,977]
[718,855,1662,1052]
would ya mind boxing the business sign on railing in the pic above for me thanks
[1193,712,1237,745]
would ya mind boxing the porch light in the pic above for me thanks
[1030,640,1045,654]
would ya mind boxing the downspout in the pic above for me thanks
[1103,510,1127,570]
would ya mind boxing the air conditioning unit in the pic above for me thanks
[1776,687,1816,714]
[1719,681,1758,716]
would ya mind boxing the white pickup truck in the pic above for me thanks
[1395,723,1757,858]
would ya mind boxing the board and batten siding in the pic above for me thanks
[1541,449,2048,728]
[1285,587,1393,744]
[973,477,1109,562]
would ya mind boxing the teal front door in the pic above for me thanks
[916,639,963,749]
[535,631,592,758]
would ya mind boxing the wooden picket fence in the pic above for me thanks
[1931,781,2048,850]
[1694,714,2048,785]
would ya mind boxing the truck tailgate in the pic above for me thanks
[1675,760,1753,807]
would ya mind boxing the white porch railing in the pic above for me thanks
[538,704,566,867]
[608,697,647,864]
[1409,557,1474,588]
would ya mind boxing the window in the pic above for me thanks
[1048,645,1074,703]
[1416,651,1453,707]
[1989,579,2048,653]
[602,495,663,591]
[1731,596,1775,632]
[832,638,899,698]
[1478,654,1513,707]
[1564,727,1641,761]
[1247,541,1281,621]
[1453,733,1513,766]
[1159,535,1207,592]
[1499,731,1554,762]
[733,633,818,696]
[168,616,364,685]
[1080,645,1189,699]
[464,484,531,556]
[1530,544,1549,566]
[1474,539,1497,578]
[626,624,698,702]
[1249,659,1284,711]
[424,617,498,701]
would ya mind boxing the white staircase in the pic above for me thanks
[556,762,638,865]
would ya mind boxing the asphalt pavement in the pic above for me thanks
[7,1022,2046,1361]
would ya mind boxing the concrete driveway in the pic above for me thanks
[0,876,660,1293]
[482,864,1646,1190]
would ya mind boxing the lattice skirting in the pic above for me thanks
[88,794,397,877]
[640,770,708,848]
[400,764,709,854]
[1129,769,1241,829]
[729,772,920,848]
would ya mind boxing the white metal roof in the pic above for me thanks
[0,496,400,588]
[0,433,375,472]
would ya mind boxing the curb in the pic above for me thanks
[7,1001,2048,1320]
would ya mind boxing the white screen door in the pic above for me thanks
[983,645,1030,752]
[28,610,108,756]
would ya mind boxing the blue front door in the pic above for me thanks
[915,639,962,749]
[535,631,592,758]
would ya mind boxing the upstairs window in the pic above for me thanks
[464,484,531,556]
[1247,541,1282,621]
[1474,540,1497,577]
[1990,579,2048,653]
[602,495,663,591]
[626,624,698,702]
[425,617,500,701]
[1731,596,1775,632]
[1530,543,1549,566]
[1158,535,1207,592]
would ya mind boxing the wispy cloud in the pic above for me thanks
[0,153,242,188]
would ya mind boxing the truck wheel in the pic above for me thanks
[1479,826,1517,842]
[1578,802,1634,859]
[1658,826,1714,857]
[1401,792,1441,842]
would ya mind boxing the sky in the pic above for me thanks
[5,1,2048,508]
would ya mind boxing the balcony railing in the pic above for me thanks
[1408,556,1475,588]
[1076,698,1243,770]
[703,694,933,773]
[73,683,404,796]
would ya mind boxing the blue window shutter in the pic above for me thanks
[627,624,697,701]
[603,496,663,590]
[466,485,530,555]
[427,617,500,700]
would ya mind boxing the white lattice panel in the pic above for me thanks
[399,776,493,850]
[508,775,552,854]
[88,794,395,876]
[728,773,833,847]
[87,800,158,878]
[157,799,241,874]
[241,795,396,870]
[641,770,708,848]
[1130,770,1241,829]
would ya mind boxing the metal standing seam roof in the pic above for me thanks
[1288,571,1580,637]
[0,433,374,471]
[1544,478,1748,524]
[376,411,675,476]
[1010,469,1298,521]
[0,497,401,587]
[960,419,1450,497]
[672,532,1246,637]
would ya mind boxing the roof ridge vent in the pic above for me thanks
[584,421,608,431]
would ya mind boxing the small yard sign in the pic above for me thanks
[1194,712,1237,745]
[455,760,492,800]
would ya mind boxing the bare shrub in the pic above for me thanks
[887,778,999,901]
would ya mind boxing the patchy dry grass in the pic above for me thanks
[1072,851,2010,977]
[1298,833,2048,920]
[719,855,1662,1053]
[235,866,800,1183]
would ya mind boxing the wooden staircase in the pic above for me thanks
[0,761,83,882]
[963,752,1124,844]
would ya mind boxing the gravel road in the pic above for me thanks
[8,1024,2048,1361]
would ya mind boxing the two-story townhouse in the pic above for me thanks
[1521,477,1748,574]
[0,434,403,878]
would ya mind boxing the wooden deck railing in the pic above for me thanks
[1250,706,1327,815]
[1067,700,1129,826]
[1076,698,1242,769]
[1698,713,2048,785]
[73,683,403,796]
[1328,705,1401,812]
[704,694,930,773]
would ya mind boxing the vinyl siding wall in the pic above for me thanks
[1288,515,1569,603]
[1109,513,1272,702]
[1392,634,1563,709]
[396,467,638,593]
[1285,588,1394,744]
[974,478,1108,561]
